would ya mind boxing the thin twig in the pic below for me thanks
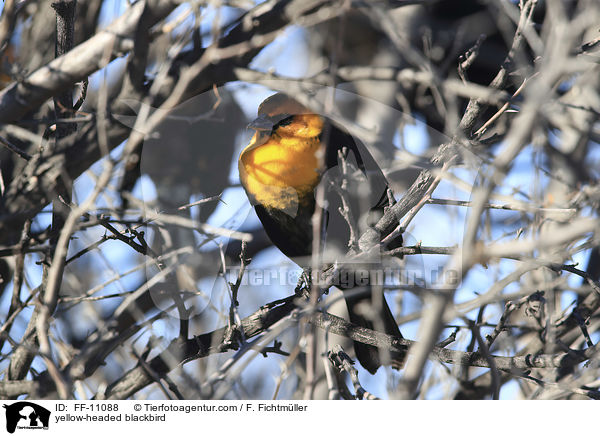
[327,345,379,400]
[0,135,32,161]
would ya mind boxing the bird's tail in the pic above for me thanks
[344,288,406,374]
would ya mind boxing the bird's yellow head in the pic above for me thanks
[252,93,324,141]
[238,94,324,214]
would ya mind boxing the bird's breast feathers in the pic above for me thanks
[239,129,322,214]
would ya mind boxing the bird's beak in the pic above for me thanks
[247,114,274,132]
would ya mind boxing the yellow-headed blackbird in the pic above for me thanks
[238,93,404,374]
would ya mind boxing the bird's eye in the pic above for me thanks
[276,116,294,127]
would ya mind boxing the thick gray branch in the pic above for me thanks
[0,0,179,123]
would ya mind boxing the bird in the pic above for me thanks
[238,93,405,374]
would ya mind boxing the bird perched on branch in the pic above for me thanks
[238,93,405,374]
